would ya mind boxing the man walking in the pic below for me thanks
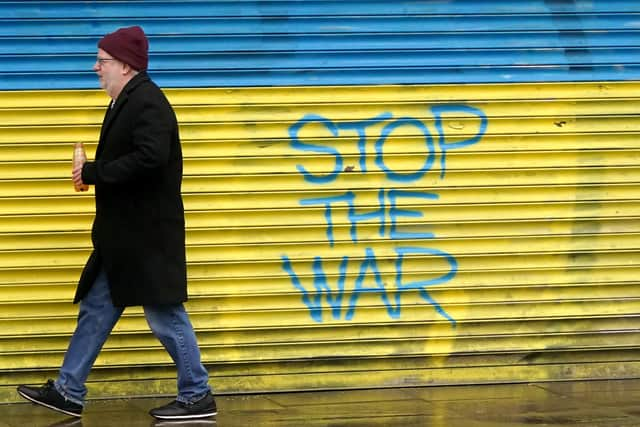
[17,26,215,421]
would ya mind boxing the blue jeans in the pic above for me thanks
[55,269,210,405]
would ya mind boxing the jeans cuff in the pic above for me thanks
[54,380,84,407]
[176,388,211,404]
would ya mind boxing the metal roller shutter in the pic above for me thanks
[1,0,639,403]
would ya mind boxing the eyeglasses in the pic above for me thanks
[95,57,117,65]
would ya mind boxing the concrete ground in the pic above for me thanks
[1,379,639,426]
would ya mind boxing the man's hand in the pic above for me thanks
[72,163,88,192]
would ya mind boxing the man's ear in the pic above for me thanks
[122,63,134,75]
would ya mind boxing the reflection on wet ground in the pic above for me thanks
[1,379,639,426]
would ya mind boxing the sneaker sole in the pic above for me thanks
[153,420,216,427]
[151,410,217,420]
[17,389,82,418]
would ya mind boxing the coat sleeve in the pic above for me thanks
[82,96,173,185]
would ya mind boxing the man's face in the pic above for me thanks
[93,48,125,97]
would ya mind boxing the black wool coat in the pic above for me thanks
[74,71,188,307]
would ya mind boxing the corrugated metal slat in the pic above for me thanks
[2,79,640,402]
[2,1,640,89]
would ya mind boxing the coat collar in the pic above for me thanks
[119,71,150,99]
[98,71,151,150]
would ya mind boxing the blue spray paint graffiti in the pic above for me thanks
[282,104,487,325]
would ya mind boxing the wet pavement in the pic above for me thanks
[1,379,639,426]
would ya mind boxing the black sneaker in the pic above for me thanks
[149,392,217,420]
[17,379,83,418]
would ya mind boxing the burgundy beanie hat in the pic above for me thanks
[98,26,148,71]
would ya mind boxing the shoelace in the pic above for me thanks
[40,379,56,396]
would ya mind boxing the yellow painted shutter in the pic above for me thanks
[1,82,639,402]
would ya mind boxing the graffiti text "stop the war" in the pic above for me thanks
[281,104,488,325]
